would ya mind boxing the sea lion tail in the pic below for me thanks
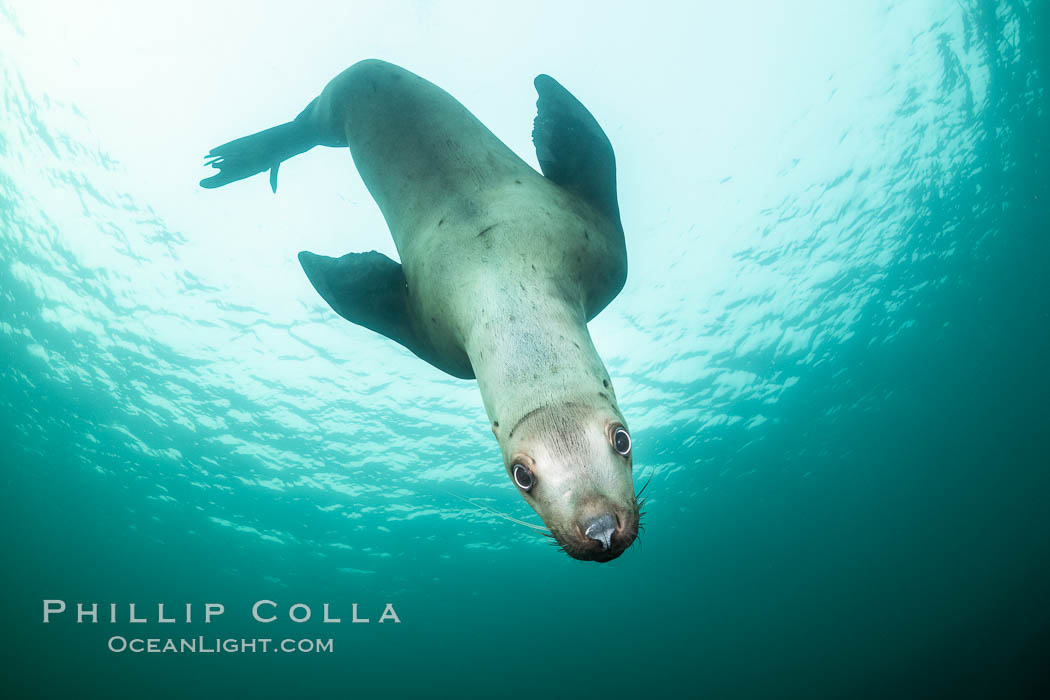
[199,112,318,193]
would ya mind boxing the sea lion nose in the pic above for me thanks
[583,513,617,551]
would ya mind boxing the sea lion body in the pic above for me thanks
[308,61,626,382]
[201,60,637,561]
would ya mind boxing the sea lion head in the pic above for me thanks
[497,401,639,562]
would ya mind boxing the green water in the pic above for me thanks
[1,1,1048,697]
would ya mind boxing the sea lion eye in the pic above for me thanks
[512,463,535,491]
[612,427,631,456]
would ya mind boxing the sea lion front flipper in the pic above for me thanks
[299,249,418,351]
[532,75,622,228]
[298,250,473,379]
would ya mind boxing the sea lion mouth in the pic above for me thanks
[549,507,640,563]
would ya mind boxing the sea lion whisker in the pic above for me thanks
[635,469,655,500]
[477,506,549,533]
[443,491,549,533]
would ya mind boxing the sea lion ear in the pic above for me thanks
[532,74,622,229]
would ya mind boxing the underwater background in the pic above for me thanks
[1,0,1047,697]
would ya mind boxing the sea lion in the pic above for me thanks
[200,59,637,562]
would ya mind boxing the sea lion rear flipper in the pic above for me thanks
[532,75,622,228]
[200,120,316,193]
[298,250,470,378]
